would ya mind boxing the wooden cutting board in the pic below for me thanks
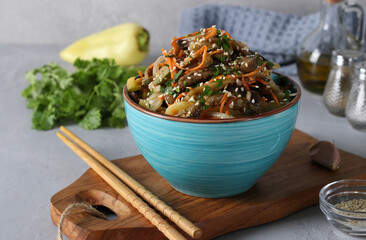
[50,129,366,240]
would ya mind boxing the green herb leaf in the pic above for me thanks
[212,67,220,78]
[217,34,231,52]
[258,59,274,68]
[173,69,183,81]
[22,58,145,130]
[216,78,223,88]
[201,86,213,96]
[78,108,101,130]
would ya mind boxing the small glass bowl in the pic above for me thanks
[319,179,366,236]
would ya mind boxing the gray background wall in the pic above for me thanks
[2,0,366,53]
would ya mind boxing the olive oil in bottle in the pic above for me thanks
[296,52,331,94]
[296,0,364,95]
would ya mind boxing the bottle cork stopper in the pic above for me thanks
[325,0,343,3]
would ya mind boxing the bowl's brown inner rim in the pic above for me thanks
[123,73,301,124]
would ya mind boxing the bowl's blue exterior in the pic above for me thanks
[124,73,300,198]
[124,102,299,198]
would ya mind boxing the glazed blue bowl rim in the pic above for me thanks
[123,72,301,123]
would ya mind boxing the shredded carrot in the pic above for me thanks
[204,27,217,41]
[147,62,154,69]
[174,93,185,103]
[171,82,176,87]
[225,98,235,115]
[219,92,229,113]
[192,45,206,57]
[178,50,184,58]
[138,70,143,78]
[162,48,176,79]
[205,75,224,85]
[200,106,219,119]
[241,78,250,91]
[270,91,280,106]
[262,97,268,102]
[158,95,165,100]
[174,30,200,42]
[283,84,291,91]
[209,49,224,55]
[256,78,268,85]
[172,109,179,115]
[184,46,208,71]
[171,37,180,56]
[242,61,267,77]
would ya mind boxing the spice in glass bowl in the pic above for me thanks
[335,199,366,212]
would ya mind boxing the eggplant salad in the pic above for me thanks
[127,26,296,119]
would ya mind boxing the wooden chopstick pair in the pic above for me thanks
[57,126,202,240]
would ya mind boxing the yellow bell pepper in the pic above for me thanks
[60,23,149,66]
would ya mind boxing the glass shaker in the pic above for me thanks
[296,0,365,94]
[346,62,366,131]
[323,50,364,116]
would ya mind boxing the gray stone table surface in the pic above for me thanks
[1,44,366,240]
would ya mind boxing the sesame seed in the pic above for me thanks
[251,99,255,103]
[238,94,242,97]
[241,87,244,91]
[199,82,203,86]
[245,62,248,67]
[229,102,234,108]
[197,73,202,76]
[187,76,191,79]
[235,88,238,92]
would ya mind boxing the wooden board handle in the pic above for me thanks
[60,126,202,239]
[57,132,186,240]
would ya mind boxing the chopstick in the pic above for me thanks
[57,126,202,239]
[59,126,202,239]
[56,132,186,240]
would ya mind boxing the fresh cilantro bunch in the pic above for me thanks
[22,58,145,130]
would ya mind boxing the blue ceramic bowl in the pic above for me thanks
[123,73,301,198]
